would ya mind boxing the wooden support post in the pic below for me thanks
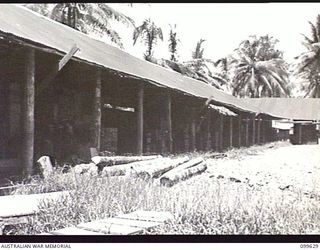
[261,120,265,144]
[238,115,242,147]
[257,118,261,145]
[252,116,256,145]
[21,48,35,177]
[206,111,211,150]
[219,115,224,151]
[166,92,173,153]
[93,69,102,152]
[298,124,302,144]
[190,113,196,152]
[229,116,233,148]
[245,117,249,147]
[137,84,144,155]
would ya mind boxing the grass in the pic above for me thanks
[5,142,320,235]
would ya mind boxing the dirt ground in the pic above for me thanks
[203,142,320,198]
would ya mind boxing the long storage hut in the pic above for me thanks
[0,5,290,180]
[243,98,320,145]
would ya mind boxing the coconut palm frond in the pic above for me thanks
[104,28,124,49]
[265,69,290,96]
[259,74,274,96]
[192,39,206,59]
[308,21,319,43]
[46,3,133,49]
[301,33,315,45]
[231,35,290,97]
[51,4,66,23]
[133,18,163,61]
[98,3,135,27]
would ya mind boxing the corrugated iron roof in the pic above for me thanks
[243,98,320,120]
[0,4,260,114]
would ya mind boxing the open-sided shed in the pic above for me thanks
[0,5,281,180]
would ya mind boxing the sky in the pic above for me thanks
[105,3,320,63]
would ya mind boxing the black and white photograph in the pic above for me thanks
[0,2,319,244]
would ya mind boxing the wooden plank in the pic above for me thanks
[21,48,35,177]
[0,191,70,218]
[137,84,144,155]
[1,216,29,226]
[77,220,143,235]
[93,69,102,151]
[51,227,105,235]
[116,210,174,223]
[99,217,161,229]
[36,44,79,97]
[58,44,79,71]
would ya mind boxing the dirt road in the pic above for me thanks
[205,142,320,196]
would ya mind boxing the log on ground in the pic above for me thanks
[130,156,190,179]
[159,157,204,178]
[160,162,207,187]
[91,155,162,167]
[100,157,167,177]
[73,163,98,175]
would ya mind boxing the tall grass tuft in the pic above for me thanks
[8,168,320,235]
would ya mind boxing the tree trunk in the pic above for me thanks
[137,84,144,155]
[93,69,102,151]
[21,48,35,178]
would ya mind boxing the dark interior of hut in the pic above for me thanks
[0,43,23,179]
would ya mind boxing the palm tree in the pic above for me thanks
[231,35,290,98]
[168,24,180,62]
[192,38,206,59]
[191,39,206,71]
[294,14,320,97]
[133,18,163,61]
[25,3,135,49]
